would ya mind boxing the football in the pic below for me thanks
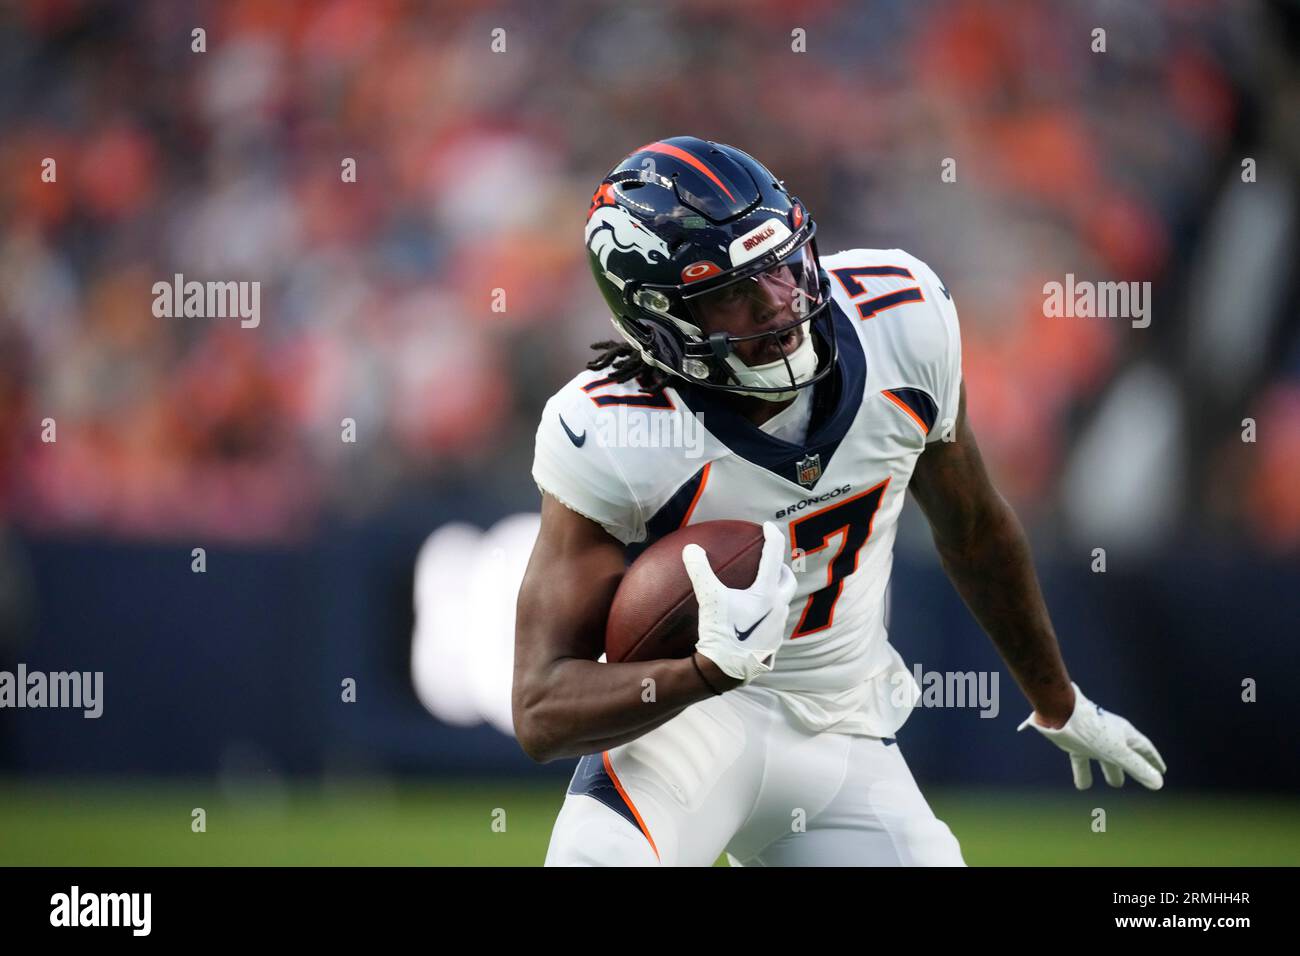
[605,520,765,663]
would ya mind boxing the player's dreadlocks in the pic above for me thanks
[587,339,669,392]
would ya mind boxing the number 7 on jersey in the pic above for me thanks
[788,478,890,638]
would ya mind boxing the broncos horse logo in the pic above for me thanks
[585,204,671,271]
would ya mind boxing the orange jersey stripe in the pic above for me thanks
[883,389,929,435]
[679,462,712,528]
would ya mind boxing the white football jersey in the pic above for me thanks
[532,248,962,738]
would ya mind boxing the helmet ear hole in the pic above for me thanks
[618,316,654,348]
[646,320,685,371]
[620,314,684,372]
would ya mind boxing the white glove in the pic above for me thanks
[1017,681,1167,790]
[683,521,797,685]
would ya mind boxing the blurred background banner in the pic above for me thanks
[0,0,1297,864]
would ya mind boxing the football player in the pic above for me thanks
[513,137,1166,866]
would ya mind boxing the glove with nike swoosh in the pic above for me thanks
[1017,681,1168,790]
[683,521,798,685]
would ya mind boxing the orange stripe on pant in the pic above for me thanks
[602,750,660,861]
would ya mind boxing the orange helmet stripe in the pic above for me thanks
[637,141,735,201]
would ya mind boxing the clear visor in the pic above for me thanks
[680,243,824,343]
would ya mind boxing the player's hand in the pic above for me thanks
[683,521,797,685]
[1017,682,1167,790]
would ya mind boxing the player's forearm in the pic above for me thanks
[514,654,724,762]
[931,494,1075,726]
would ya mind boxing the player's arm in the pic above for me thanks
[908,384,1076,726]
[909,384,1167,790]
[511,492,738,763]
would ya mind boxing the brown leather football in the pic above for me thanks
[605,520,764,663]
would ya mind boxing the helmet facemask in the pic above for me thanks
[617,236,836,402]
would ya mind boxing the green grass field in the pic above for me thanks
[1,781,1296,866]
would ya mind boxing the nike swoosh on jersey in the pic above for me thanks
[559,414,586,447]
[734,610,770,642]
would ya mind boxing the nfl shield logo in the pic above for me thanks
[796,453,822,488]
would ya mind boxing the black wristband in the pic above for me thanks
[691,653,725,695]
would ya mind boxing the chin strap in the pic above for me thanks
[723,332,818,401]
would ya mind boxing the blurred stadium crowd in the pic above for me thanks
[0,0,1296,550]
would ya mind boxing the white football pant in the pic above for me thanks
[544,683,966,866]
